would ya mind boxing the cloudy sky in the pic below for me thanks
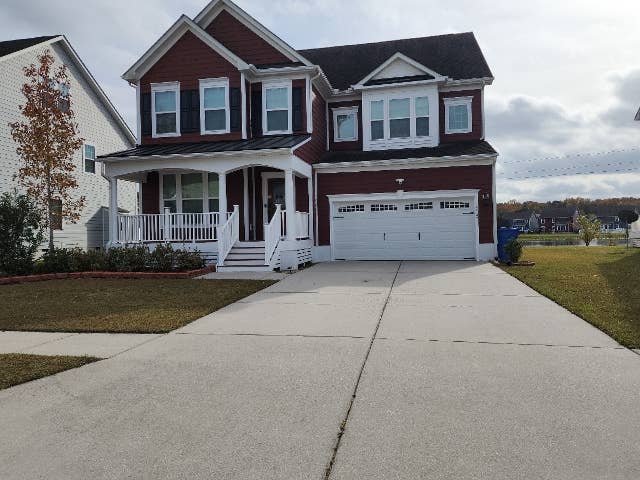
[2,0,639,201]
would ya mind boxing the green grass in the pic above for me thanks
[519,233,625,241]
[0,354,99,390]
[0,279,276,333]
[501,247,640,348]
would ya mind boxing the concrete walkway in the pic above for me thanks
[1,261,639,479]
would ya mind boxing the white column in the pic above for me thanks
[108,177,118,246]
[284,169,296,241]
[218,172,227,219]
[307,176,313,242]
[243,167,250,241]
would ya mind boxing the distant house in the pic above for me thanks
[499,210,539,233]
[593,205,634,233]
[635,106,640,121]
[539,206,578,233]
[0,35,136,250]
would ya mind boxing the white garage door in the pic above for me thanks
[331,196,477,260]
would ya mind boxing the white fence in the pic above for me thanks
[116,210,225,244]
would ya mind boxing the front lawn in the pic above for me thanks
[501,247,640,348]
[519,233,625,241]
[0,279,275,333]
[0,354,99,390]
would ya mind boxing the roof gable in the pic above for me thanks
[194,0,311,66]
[299,33,493,91]
[122,15,248,82]
[356,52,445,88]
[0,35,59,61]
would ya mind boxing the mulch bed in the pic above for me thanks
[0,265,215,285]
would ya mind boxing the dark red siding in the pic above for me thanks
[292,78,307,134]
[328,100,363,151]
[316,165,494,245]
[295,175,309,212]
[294,86,326,164]
[439,89,483,142]
[205,10,292,65]
[141,172,160,214]
[140,31,242,145]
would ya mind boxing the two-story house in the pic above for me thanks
[539,206,579,233]
[99,0,498,270]
[1,35,136,250]
[499,210,539,233]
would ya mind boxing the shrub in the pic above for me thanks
[0,191,43,276]
[577,215,601,246]
[105,245,147,272]
[175,248,205,271]
[148,243,175,272]
[504,238,524,264]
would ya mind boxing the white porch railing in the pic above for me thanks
[117,210,226,244]
[294,211,310,240]
[265,204,282,265]
[217,205,240,267]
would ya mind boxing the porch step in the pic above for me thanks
[216,265,274,272]
[235,241,265,247]
[222,259,267,267]
[226,253,266,260]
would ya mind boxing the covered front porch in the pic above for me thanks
[101,149,313,270]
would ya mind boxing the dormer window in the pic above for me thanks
[370,100,384,140]
[415,97,429,136]
[389,98,410,138]
[200,78,229,134]
[444,96,472,134]
[151,82,180,137]
[263,80,292,134]
[333,106,359,142]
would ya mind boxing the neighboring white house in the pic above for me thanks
[0,35,136,250]
[631,217,640,248]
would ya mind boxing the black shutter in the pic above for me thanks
[292,87,303,132]
[180,90,199,133]
[251,89,262,137]
[141,93,152,136]
[230,87,241,132]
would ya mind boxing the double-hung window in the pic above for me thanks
[389,98,410,138]
[333,107,358,142]
[160,173,221,214]
[83,144,96,174]
[444,96,472,134]
[181,173,204,213]
[151,82,180,137]
[370,100,384,140]
[200,78,229,134]
[415,97,429,136]
[207,173,219,212]
[263,81,291,134]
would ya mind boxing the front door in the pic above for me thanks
[265,177,285,221]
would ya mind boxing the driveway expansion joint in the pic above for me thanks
[375,336,628,350]
[323,261,403,480]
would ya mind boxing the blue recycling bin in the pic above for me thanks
[497,227,519,263]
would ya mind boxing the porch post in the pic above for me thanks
[284,169,296,241]
[307,176,313,242]
[243,167,250,241]
[108,177,118,246]
[219,172,227,220]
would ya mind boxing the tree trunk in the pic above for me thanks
[47,177,54,252]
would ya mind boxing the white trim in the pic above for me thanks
[444,96,473,134]
[240,73,247,139]
[332,106,359,142]
[354,52,446,87]
[82,143,97,174]
[199,77,230,135]
[135,81,142,144]
[262,79,292,135]
[194,0,312,66]
[314,153,497,173]
[306,76,313,134]
[243,167,250,240]
[122,15,249,82]
[151,81,180,138]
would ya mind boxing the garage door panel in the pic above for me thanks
[332,196,477,261]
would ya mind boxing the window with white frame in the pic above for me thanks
[389,98,410,138]
[371,204,398,212]
[83,144,96,174]
[440,201,470,209]
[200,78,229,134]
[161,173,221,214]
[152,82,180,137]
[338,204,364,213]
[333,107,358,142]
[405,202,433,211]
[263,81,291,134]
[415,97,429,136]
[370,100,384,140]
[444,96,472,134]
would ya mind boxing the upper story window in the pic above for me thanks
[263,80,291,134]
[444,96,472,134]
[389,98,410,138]
[151,82,180,138]
[200,78,229,135]
[83,144,96,174]
[333,106,358,142]
[370,100,384,140]
[415,97,429,136]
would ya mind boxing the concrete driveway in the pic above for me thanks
[1,261,639,479]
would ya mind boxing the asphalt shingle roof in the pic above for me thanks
[0,36,58,58]
[100,134,311,159]
[317,140,496,164]
[299,32,493,91]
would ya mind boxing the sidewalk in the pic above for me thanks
[0,331,160,358]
